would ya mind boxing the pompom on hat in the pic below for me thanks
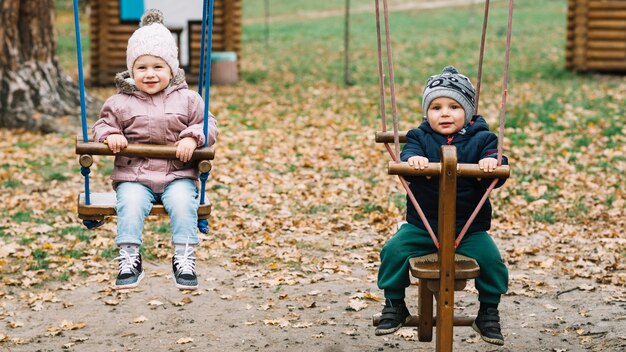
[422,66,476,124]
[126,9,179,75]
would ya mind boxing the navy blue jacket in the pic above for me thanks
[400,115,508,235]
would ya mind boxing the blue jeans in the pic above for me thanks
[115,179,200,246]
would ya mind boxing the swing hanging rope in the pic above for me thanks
[456,0,513,248]
[374,0,514,249]
[72,0,91,206]
[374,0,439,247]
[198,0,215,208]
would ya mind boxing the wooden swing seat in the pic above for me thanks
[77,192,212,221]
[410,253,479,280]
[372,253,480,329]
[371,145,509,349]
[76,138,215,221]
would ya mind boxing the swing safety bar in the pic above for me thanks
[75,137,215,161]
[388,162,509,179]
[375,130,407,143]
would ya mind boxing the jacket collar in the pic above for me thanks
[419,115,489,143]
[114,69,188,96]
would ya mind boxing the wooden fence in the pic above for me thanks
[566,0,626,72]
[89,0,242,85]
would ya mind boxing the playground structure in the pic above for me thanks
[371,0,513,350]
[566,0,626,72]
[89,0,241,85]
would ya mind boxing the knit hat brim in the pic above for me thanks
[422,66,476,125]
[126,9,179,75]
[422,88,475,125]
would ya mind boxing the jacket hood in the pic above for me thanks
[114,68,187,95]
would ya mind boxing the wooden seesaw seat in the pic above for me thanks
[372,142,509,351]
[75,137,215,221]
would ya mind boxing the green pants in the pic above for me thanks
[377,223,508,304]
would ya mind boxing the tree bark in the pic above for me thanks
[0,0,86,132]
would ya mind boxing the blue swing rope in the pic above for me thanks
[72,0,91,206]
[198,0,208,98]
[199,0,215,209]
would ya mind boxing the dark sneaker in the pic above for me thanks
[472,308,504,346]
[375,302,411,336]
[172,247,198,290]
[114,250,144,289]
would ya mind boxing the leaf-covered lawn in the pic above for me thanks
[1,0,624,314]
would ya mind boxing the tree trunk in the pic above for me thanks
[0,0,85,132]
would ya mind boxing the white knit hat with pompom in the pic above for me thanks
[126,9,179,75]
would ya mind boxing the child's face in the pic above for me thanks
[426,97,466,135]
[132,55,172,94]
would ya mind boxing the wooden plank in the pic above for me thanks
[410,254,480,280]
[375,131,407,143]
[589,19,626,29]
[388,161,510,179]
[588,11,626,19]
[589,2,626,10]
[436,145,457,352]
[78,193,212,220]
[588,29,626,40]
[587,49,626,59]
[587,40,626,50]
[76,138,215,160]
[586,60,626,69]
[372,313,475,328]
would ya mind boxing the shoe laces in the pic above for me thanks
[174,246,196,276]
[116,249,140,275]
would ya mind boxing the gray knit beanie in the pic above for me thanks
[422,66,476,124]
[126,9,179,76]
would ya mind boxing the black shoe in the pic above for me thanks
[114,250,144,289]
[172,247,198,290]
[472,308,504,346]
[375,302,411,336]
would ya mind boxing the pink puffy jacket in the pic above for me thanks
[92,70,219,193]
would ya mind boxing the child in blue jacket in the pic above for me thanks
[375,66,508,346]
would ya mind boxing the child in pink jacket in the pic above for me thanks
[92,9,218,290]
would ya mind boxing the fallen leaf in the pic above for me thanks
[132,316,148,324]
[176,337,193,344]
[347,299,368,312]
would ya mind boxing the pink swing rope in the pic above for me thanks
[375,0,439,247]
[455,0,513,247]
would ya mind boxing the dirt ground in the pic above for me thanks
[1,254,624,352]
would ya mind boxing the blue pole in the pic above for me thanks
[199,0,214,209]
[202,0,215,148]
[197,0,209,97]
[72,0,88,144]
[73,0,91,205]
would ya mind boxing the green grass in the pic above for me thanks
[243,0,414,20]
[150,221,170,234]
[100,247,118,260]
[3,179,22,188]
[30,249,50,270]
[362,202,384,213]
[12,211,33,223]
